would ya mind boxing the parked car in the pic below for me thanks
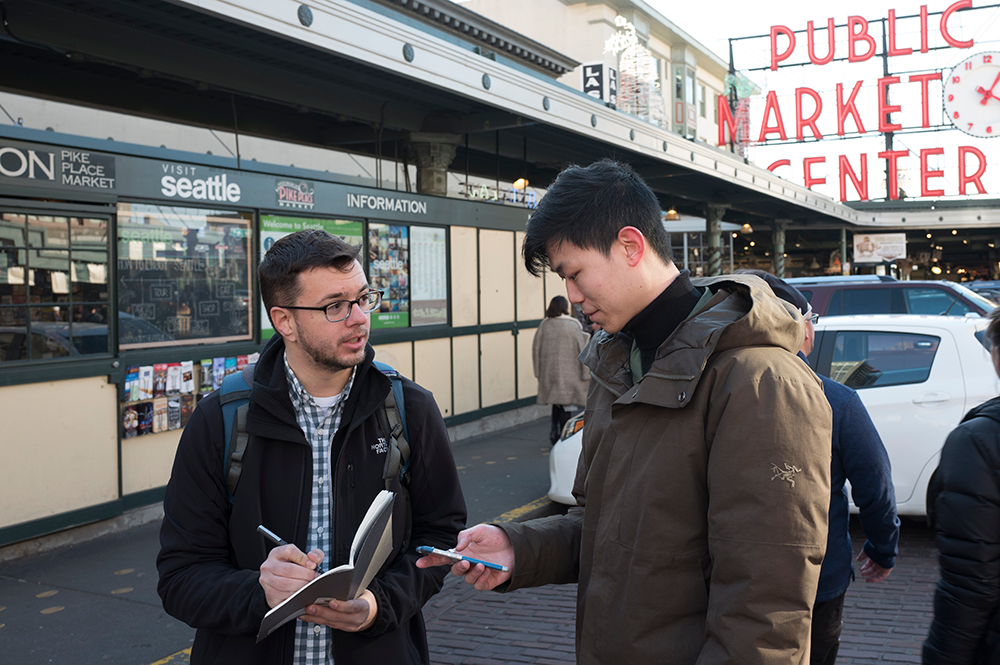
[786,276,995,317]
[549,315,996,517]
[966,279,1000,305]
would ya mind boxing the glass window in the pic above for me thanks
[830,331,939,389]
[799,289,814,303]
[0,212,110,363]
[839,288,891,314]
[903,287,969,316]
[699,84,706,117]
[367,223,410,329]
[410,226,447,326]
[116,203,252,348]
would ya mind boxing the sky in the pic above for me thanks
[644,0,1000,202]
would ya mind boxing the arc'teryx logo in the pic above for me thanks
[372,437,388,454]
[771,463,802,487]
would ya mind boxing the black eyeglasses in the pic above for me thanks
[281,290,383,323]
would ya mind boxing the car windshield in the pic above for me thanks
[949,282,997,312]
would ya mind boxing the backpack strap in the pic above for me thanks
[219,363,255,503]
[373,361,410,487]
[373,361,412,559]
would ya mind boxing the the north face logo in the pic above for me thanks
[771,463,802,487]
[372,437,388,454]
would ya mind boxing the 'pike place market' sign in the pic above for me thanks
[718,0,991,202]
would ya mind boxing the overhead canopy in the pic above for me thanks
[0,0,863,226]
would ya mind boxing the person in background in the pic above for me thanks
[533,295,590,444]
[742,269,899,665]
[923,307,1000,665]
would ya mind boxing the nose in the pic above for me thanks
[345,299,370,326]
[565,280,583,304]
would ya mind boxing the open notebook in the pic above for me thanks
[256,490,396,642]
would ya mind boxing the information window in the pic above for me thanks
[368,223,410,329]
[116,203,252,348]
[0,212,110,363]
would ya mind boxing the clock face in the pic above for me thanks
[944,51,1000,138]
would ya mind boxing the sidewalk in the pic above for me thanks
[422,518,938,664]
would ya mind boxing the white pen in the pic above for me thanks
[415,546,510,572]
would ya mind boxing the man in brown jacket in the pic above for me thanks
[419,159,832,664]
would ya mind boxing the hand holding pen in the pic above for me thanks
[258,525,325,575]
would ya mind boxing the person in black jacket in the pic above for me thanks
[157,230,466,665]
[923,306,1000,665]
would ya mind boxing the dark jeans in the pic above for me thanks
[811,592,846,665]
[550,405,571,443]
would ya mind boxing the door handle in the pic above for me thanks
[913,392,950,405]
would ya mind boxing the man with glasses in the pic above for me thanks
[158,230,466,665]
[743,269,899,665]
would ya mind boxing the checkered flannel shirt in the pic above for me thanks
[284,352,356,665]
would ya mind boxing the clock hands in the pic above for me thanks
[977,70,1000,105]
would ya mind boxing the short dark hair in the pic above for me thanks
[546,295,569,318]
[988,307,1000,350]
[258,230,361,325]
[734,269,810,316]
[522,159,672,276]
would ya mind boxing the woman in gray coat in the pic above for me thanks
[533,295,590,443]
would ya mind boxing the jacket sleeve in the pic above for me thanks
[923,420,1000,665]
[156,395,272,635]
[493,508,584,590]
[701,366,831,664]
[363,383,467,636]
[840,391,899,570]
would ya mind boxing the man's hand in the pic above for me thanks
[415,524,514,591]
[300,589,378,632]
[259,545,325,608]
[857,551,892,584]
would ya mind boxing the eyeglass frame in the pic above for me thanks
[806,312,820,325]
[279,290,384,323]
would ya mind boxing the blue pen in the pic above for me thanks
[258,525,326,575]
[415,545,510,573]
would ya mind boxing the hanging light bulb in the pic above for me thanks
[741,223,754,234]
[665,206,680,221]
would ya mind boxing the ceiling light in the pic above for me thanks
[665,207,680,221]
[931,266,942,274]
[741,223,754,234]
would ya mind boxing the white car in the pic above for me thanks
[549,314,996,517]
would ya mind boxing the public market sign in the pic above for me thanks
[718,0,990,202]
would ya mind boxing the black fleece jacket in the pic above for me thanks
[157,335,466,664]
[923,396,1000,665]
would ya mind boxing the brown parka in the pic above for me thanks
[497,274,832,665]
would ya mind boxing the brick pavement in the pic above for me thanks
[424,518,939,664]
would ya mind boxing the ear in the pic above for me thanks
[270,307,298,342]
[617,226,646,267]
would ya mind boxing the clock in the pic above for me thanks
[943,50,1000,138]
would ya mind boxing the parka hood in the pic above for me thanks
[961,394,1000,425]
[580,273,806,408]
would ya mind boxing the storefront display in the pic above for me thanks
[0,212,110,362]
[121,352,258,438]
[116,203,253,349]
[368,223,409,329]
[411,226,448,326]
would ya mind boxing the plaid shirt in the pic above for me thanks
[284,352,356,665]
